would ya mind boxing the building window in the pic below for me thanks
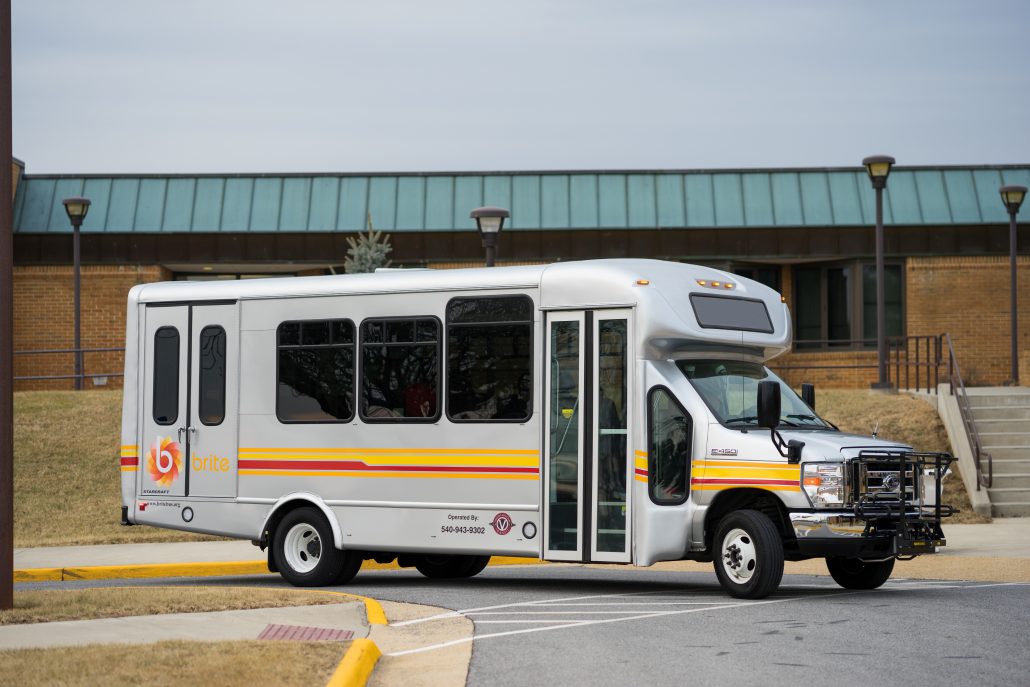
[648,387,691,505]
[153,327,180,425]
[277,319,355,422]
[446,296,533,422]
[198,326,226,426]
[794,262,903,349]
[361,317,440,421]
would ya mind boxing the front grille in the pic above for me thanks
[861,463,918,502]
[848,451,922,512]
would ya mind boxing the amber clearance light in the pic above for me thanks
[696,279,735,290]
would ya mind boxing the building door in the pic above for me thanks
[139,302,238,500]
[543,309,632,563]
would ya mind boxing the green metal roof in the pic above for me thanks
[13,166,1030,234]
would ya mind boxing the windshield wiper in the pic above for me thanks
[724,415,758,425]
[784,413,831,428]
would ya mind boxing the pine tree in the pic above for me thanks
[344,213,393,274]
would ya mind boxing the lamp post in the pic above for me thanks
[862,155,895,390]
[62,197,91,390]
[470,206,509,268]
[1000,185,1027,385]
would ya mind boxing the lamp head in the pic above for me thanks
[1000,185,1028,215]
[862,155,895,189]
[62,197,92,226]
[470,206,510,236]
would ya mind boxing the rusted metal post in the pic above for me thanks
[1,0,15,611]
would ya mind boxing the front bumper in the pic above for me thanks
[790,511,946,558]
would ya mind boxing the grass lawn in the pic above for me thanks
[0,640,345,687]
[13,386,985,548]
[0,586,353,625]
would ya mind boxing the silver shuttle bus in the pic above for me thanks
[119,259,952,598]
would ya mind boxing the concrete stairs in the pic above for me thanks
[968,388,1030,517]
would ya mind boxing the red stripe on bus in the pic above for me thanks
[120,457,139,466]
[237,459,538,474]
[634,468,648,477]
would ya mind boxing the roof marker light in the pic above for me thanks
[636,279,650,286]
[696,279,707,286]
[711,281,721,288]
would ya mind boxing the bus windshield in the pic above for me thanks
[676,359,830,429]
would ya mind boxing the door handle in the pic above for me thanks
[178,427,186,443]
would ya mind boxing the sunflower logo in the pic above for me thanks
[147,436,183,488]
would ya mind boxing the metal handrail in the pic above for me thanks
[13,346,125,385]
[943,333,992,489]
[887,335,941,394]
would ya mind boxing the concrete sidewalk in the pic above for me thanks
[0,601,368,650]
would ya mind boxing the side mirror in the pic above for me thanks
[757,381,781,429]
[801,383,815,409]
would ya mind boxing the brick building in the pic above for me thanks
[8,162,1029,390]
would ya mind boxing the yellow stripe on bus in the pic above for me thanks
[238,470,539,480]
[694,460,800,470]
[120,467,138,472]
[700,466,801,481]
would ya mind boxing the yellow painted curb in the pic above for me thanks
[325,638,381,687]
[322,591,388,626]
[13,555,544,584]
[13,567,63,583]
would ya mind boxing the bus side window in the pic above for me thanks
[446,295,533,422]
[153,326,180,425]
[198,325,226,425]
[648,387,691,505]
[276,319,355,423]
[360,317,440,422]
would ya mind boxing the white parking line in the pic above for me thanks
[386,595,805,657]
[390,589,687,628]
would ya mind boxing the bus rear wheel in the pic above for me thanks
[414,555,491,579]
[713,510,784,599]
[826,557,895,590]
[273,507,360,587]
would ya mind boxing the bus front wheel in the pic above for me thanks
[713,510,784,599]
[272,507,360,587]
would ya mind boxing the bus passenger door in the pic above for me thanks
[188,303,239,498]
[544,309,632,563]
[139,302,238,501]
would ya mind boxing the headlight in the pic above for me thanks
[802,462,845,508]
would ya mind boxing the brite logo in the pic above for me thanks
[147,436,183,488]
[490,512,514,535]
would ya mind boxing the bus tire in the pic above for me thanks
[713,510,784,599]
[825,557,895,590]
[414,554,491,579]
[273,507,348,587]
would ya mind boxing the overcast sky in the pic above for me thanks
[12,1,1030,175]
